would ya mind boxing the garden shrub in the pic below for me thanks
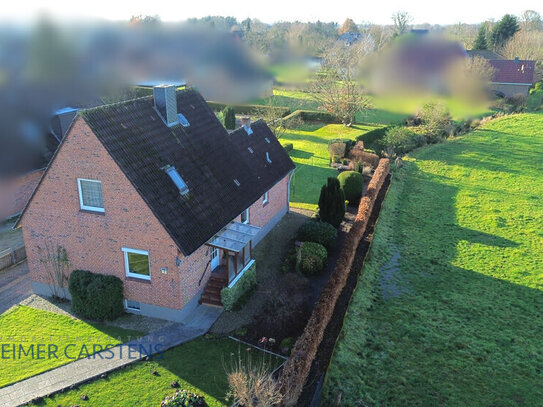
[283,143,294,152]
[338,171,364,205]
[318,177,345,228]
[297,220,338,251]
[279,158,391,404]
[161,389,207,407]
[383,126,419,156]
[68,270,124,321]
[342,158,349,165]
[353,161,363,173]
[416,102,451,142]
[222,106,236,130]
[300,242,328,275]
[221,262,257,311]
[356,126,389,152]
[505,94,527,112]
[328,142,347,159]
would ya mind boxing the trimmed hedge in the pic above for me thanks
[338,171,364,204]
[220,262,257,311]
[279,158,390,404]
[297,221,338,252]
[207,101,290,117]
[68,270,124,321]
[300,242,328,275]
[282,109,341,125]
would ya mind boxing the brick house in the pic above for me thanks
[16,85,295,321]
[489,58,536,97]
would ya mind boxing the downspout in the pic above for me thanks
[287,169,295,213]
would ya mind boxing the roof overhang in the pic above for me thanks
[207,221,261,253]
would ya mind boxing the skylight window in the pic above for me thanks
[234,179,241,186]
[265,137,271,143]
[266,152,272,163]
[177,113,190,127]
[248,147,254,153]
[165,166,189,195]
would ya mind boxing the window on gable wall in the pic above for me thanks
[241,208,249,224]
[77,178,104,212]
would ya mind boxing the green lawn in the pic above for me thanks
[322,113,543,406]
[281,122,383,210]
[0,306,142,388]
[42,337,283,407]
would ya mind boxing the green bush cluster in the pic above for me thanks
[220,263,257,311]
[283,143,294,152]
[356,126,389,153]
[338,171,364,205]
[300,242,328,275]
[383,126,426,156]
[160,390,207,407]
[297,220,338,251]
[68,270,124,321]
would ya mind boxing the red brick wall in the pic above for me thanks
[0,170,44,219]
[20,117,212,310]
[244,175,290,228]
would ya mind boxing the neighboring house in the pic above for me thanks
[488,58,536,97]
[16,85,295,321]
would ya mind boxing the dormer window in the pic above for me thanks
[77,178,104,213]
[165,166,189,195]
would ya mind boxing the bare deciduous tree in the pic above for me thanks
[37,241,70,300]
[255,95,300,138]
[310,44,371,126]
[501,30,543,80]
[392,11,412,37]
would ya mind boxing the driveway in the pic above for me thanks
[0,261,31,314]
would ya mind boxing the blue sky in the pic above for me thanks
[1,0,542,25]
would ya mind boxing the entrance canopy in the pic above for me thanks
[207,222,261,253]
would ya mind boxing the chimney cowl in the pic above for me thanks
[153,85,178,126]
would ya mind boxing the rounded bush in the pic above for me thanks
[300,242,327,275]
[161,389,207,407]
[297,221,338,251]
[338,171,364,204]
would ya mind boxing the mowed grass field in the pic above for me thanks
[322,113,543,406]
[0,306,141,388]
[42,337,283,407]
[280,123,383,210]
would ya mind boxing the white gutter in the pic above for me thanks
[491,82,532,86]
[287,168,295,213]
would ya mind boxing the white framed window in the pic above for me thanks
[122,247,151,280]
[262,191,269,205]
[77,178,104,212]
[241,208,249,224]
[124,299,141,311]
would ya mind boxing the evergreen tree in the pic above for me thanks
[491,14,520,49]
[318,177,345,228]
[473,25,488,50]
[223,106,236,130]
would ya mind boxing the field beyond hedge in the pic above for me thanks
[322,113,543,406]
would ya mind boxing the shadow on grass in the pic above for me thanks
[289,149,314,160]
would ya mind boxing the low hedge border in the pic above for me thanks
[278,158,390,405]
[220,262,257,311]
[207,101,291,117]
[282,109,341,125]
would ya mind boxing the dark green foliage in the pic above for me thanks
[282,109,341,125]
[356,126,389,152]
[283,143,294,152]
[354,161,363,173]
[491,14,520,48]
[300,242,328,275]
[297,220,338,251]
[338,171,364,205]
[69,270,124,321]
[332,155,341,164]
[383,126,420,156]
[473,25,488,50]
[318,177,345,228]
[160,389,207,407]
[222,106,236,130]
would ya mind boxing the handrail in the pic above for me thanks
[198,259,212,286]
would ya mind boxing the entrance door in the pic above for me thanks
[211,248,219,271]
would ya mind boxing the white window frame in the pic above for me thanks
[122,247,151,280]
[77,178,105,213]
[124,299,141,311]
[262,191,269,205]
[241,208,249,224]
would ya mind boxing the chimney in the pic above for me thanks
[153,84,178,126]
[241,116,253,135]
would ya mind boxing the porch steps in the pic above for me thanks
[199,272,227,307]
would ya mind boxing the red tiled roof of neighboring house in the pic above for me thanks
[489,59,536,84]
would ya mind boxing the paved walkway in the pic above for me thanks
[0,261,31,314]
[0,304,222,407]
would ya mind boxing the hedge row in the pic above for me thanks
[206,101,290,117]
[278,158,390,406]
[282,109,341,125]
[220,262,257,311]
[68,270,124,321]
